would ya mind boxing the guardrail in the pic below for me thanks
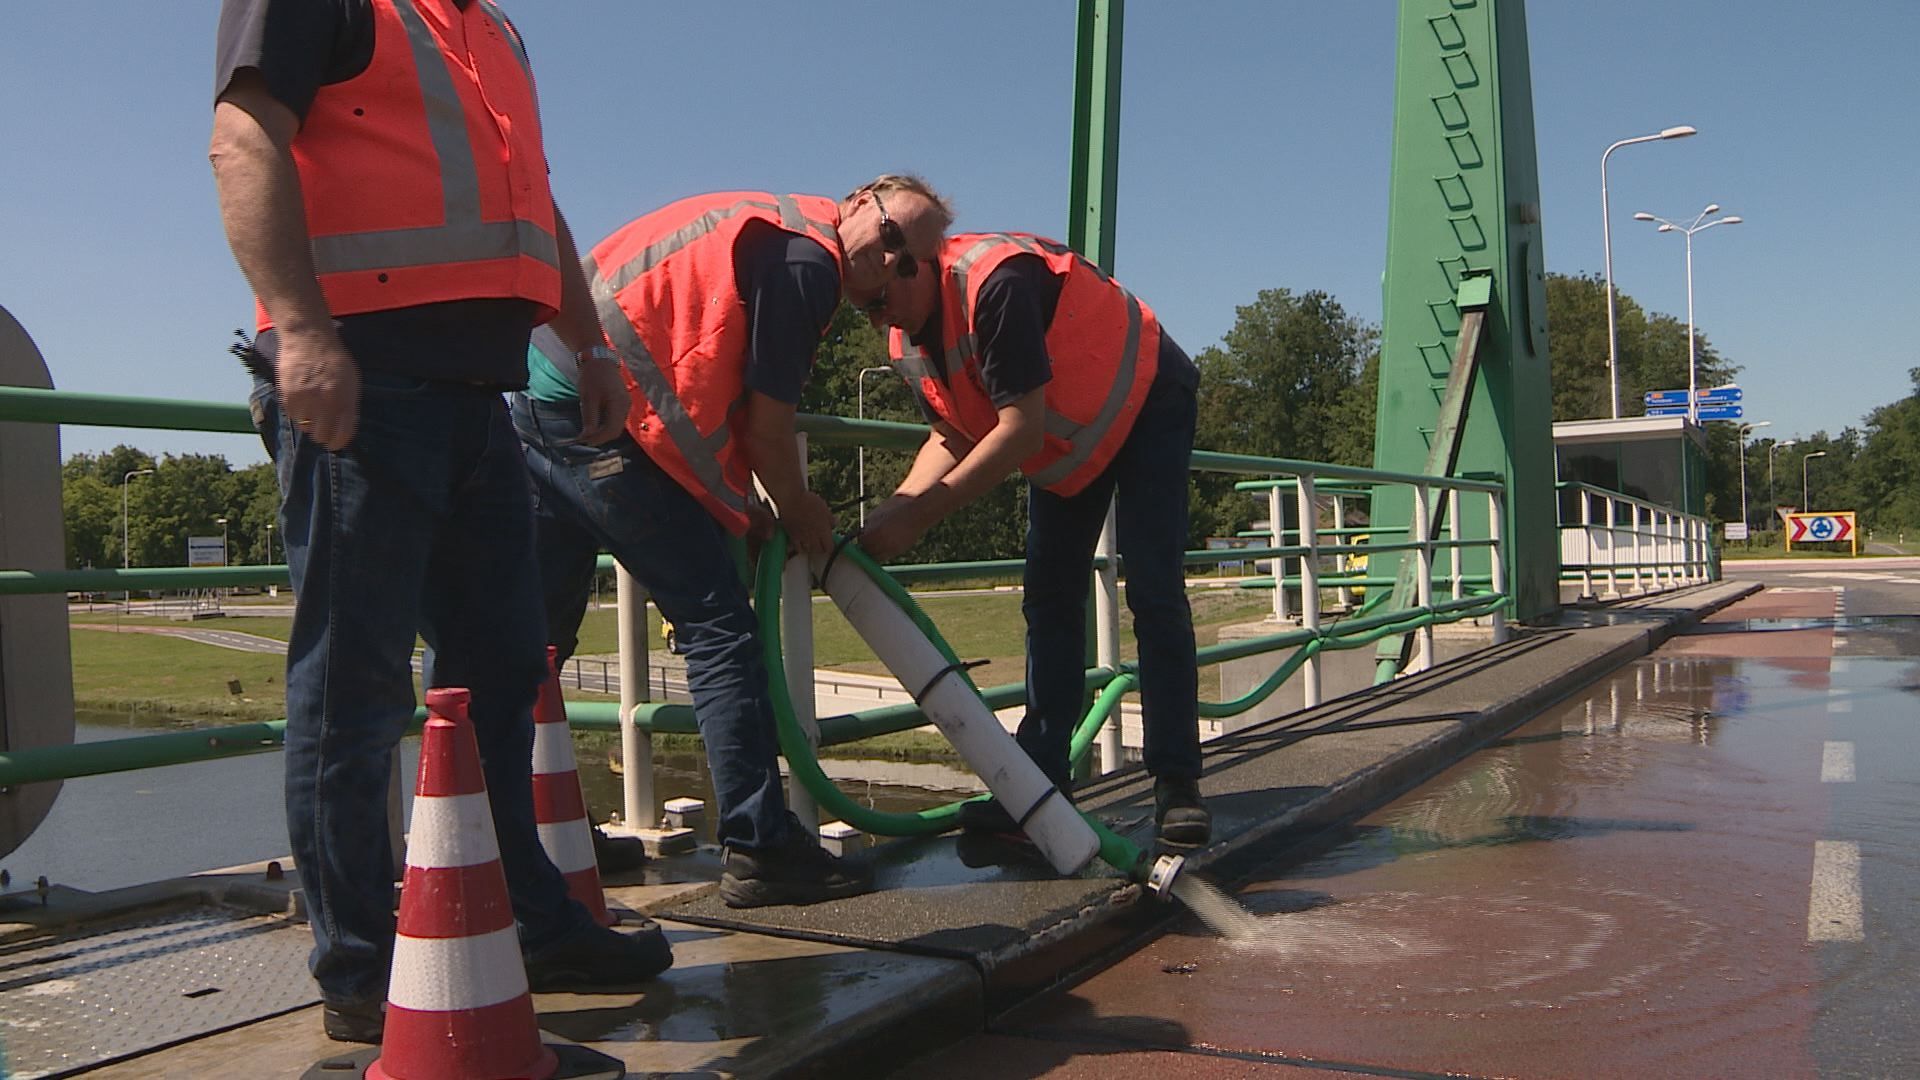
[0,385,1515,841]
[1556,481,1712,600]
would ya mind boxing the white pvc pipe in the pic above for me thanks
[1092,502,1122,775]
[616,566,654,830]
[808,549,1100,876]
[1294,474,1321,707]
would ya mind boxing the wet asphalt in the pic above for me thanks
[903,563,1920,1079]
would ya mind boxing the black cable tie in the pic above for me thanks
[813,529,863,591]
[911,657,989,703]
[1015,784,1065,829]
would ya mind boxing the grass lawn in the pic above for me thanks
[70,627,290,722]
[68,585,1278,728]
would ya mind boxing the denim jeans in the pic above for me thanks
[1019,376,1202,788]
[252,374,589,1003]
[512,394,789,853]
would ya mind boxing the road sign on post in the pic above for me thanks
[1646,405,1690,417]
[1694,386,1743,405]
[1784,511,1858,556]
[186,536,225,567]
[1693,404,1744,421]
[1644,389,1690,407]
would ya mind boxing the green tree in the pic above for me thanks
[1191,289,1377,539]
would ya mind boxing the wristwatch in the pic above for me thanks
[576,344,616,365]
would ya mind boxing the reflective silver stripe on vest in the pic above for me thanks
[890,342,939,381]
[1027,286,1144,489]
[590,268,746,515]
[598,195,839,297]
[473,0,533,81]
[307,0,558,277]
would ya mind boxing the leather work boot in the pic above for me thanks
[321,995,385,1044]
[1154,776,1212,847]
[719,822,875,908]
[523,918,674,993]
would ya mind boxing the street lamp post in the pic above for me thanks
[1767,440,1796,506]
[215,517,230,566]
[1634,204,1742,423]
[264,522,275,566]
[854,365,894,527]
[1803,451,1828,511]
[1737,421,1770,533]
[121,468,155,569]
[1601,125,1696,419]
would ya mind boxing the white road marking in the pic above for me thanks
[1808,840,1864,942]
[1821,741,1855,782]
[1831,657,1850,674]
[1829,688,1854,714]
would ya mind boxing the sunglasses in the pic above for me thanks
[872,189,918,279]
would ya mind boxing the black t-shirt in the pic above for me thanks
[909,254,1199,425]
[217,0,538,388]
[735,222,842,405]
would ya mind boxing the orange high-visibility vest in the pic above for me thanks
[258,0,562,332]
[889,233,1161,496]
[587,192,844,534]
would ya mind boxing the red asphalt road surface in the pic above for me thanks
[911,589,1845,1078]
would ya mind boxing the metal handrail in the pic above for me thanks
[0,383,1516,816]
[1555,480,1711,599]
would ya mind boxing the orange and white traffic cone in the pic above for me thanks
[532,647,618,927]
[306,688,625,1080]
[368,687,557,1080]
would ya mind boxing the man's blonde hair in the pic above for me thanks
[847,173,955,232]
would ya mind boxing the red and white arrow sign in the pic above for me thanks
[1788,513,1854,542]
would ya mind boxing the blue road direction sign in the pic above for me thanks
[1695,386,1743,405]
[1646,403,1744,421]
[1645,389,1691,407]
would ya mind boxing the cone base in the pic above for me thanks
[306,1042,626,1080]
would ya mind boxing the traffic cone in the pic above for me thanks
[370,687,557,1080]
[532,647,618,926]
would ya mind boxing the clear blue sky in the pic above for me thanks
[3,2,1914,464]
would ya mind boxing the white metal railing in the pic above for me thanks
[1557,481,1713,600]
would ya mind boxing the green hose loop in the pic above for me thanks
[756,530,968,836]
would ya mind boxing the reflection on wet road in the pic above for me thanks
[920,583,1920,1078]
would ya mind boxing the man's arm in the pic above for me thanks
[549,210,627,444]
[742,391,835,556]
[209,72,359,450]
[859,393,1044,561]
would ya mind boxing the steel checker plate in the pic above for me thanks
[0,903,316,1078]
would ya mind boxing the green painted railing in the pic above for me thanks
[0,383,1514,789]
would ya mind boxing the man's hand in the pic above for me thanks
[575,353,630,445]
[858,497,929,562]
[277,327,361,451]
[780,490,837,558]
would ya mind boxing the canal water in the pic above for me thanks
[0,712,980,896]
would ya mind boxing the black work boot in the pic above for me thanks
[321,995,385,1044]
[719,821,875,908]
[1154,776,1211,847]
[523,917,674,993]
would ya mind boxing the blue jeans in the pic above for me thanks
[1020,377,1202,788]
[512,394,789,852]
[252,374,590,1003]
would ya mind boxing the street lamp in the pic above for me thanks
[1601,125,1696,419]
[1767,439,1797,520]
[214,517,230,566]
[1803,450,1828,511]
[855,365,894,527]
[121,468,155,569]
[1737,421,1770,533]
[264,522,275,566]
[1634,204,1742,422]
